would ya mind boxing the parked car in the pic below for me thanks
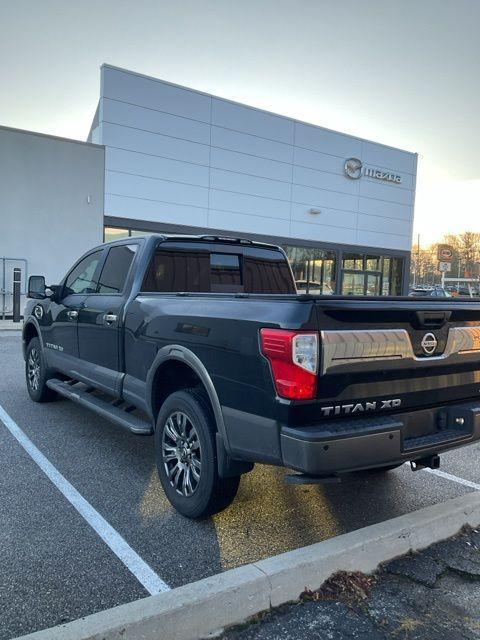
[23,235,480,518]
[409,287,451,297]
[295,280,334,295]
[429,288,452,297]
[409,287,428,297]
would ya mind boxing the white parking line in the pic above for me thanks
[426,468,480,491]
[0,403,170,595]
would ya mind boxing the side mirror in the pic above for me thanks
[28,275,47,299]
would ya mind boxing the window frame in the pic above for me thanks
[63,249,105,296]
[96,243,140,296]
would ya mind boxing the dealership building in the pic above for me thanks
[1,64,417,315]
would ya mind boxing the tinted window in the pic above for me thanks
[141,245,295,294]
[243,253,296,294]
[142,249,210,292]
[98,245,137,294]
[210,253,242,292]
[65,251,102,294]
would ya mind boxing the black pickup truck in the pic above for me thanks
[23,234,480,518]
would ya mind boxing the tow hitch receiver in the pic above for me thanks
[285,473,341,485]
[410,454,440,471]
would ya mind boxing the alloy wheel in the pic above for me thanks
[27,348,41,391]
[162,411,202,497]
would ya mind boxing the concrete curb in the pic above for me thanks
[15,492,480,640]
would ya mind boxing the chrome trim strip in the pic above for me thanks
[320,326,480,375]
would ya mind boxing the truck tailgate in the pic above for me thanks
[313,299,480,420]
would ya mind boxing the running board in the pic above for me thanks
[46,379,153,435]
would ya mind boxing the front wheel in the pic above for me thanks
[25,337,56,402]
[155,388,240,519]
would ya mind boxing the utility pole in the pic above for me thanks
[414,234,420,285]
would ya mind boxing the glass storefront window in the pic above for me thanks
[366,273,381,296]
[365,255,381,271]
[284,245,336,295]
[342,272,364,295]
[391,257,403,296]
[130,229,154,237]
[342,253,363,270]
[104,227,129,243]
[382,257,391,295]
[341,253,403,296]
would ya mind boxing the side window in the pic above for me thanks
[65,251,103,294]
[142,249,210,292]
[98,244,138,294]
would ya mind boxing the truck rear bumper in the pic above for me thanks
[280,401,480,475]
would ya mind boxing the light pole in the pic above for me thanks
[414,234,420,286]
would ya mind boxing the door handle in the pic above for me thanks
[103,313,118,325]
[66,310,78,320]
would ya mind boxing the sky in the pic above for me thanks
[1,0,480,246]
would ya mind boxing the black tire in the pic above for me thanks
[25,337,56,402]
[155,388,240,519]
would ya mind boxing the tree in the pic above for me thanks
[410,231,480,286]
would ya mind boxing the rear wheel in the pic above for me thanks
[25,337,56,402]
[155,388,240,518]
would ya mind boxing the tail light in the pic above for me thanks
[260,328,318,400]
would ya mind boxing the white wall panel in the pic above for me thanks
[359,179,414,206]
[102,67,211,122]
[105,171,209,208]
[293,165,360,196]
[210,147,291,182]
[0,128,103,290]
[291,220,357,244]
[357,229,411,251]
[358,196,412,221]
[291,203,357,229]
[295,122,362,158]
[209,209,290,237]
[212,99,294,144]
[106,193,209,227]
[102,123,210,166]
[210,168,291,201]
[106,148,209,187]
[293,146,345,174]
[209,189,291,220]
[292,183,358,212]
[100,66,417,253]
[362,140,415,174]
[102,97,211,144]
[211,126,293,163]
[357,213,411,237]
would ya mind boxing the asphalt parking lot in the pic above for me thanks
[1,331,480,640]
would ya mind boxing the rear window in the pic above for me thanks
[210,253,242,292]
[141,244,295,294]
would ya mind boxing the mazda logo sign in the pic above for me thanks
[421,332,438,356]
[344,157,403,183]
[344,157,363,179]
